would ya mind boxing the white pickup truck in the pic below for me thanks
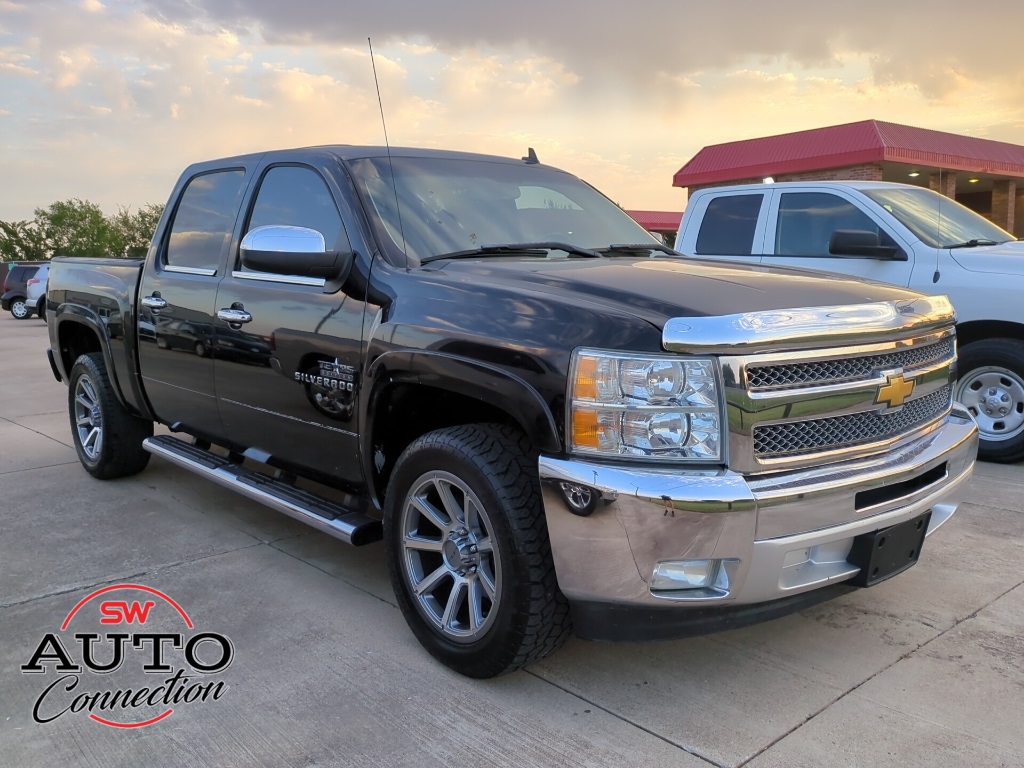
[675,180,1024,463]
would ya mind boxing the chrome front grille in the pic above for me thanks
[746,338,954,391]
[720,326,957,473]
[752,386,953,458]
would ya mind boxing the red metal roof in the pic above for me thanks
[627,210,683,230]
[673,119,1024,188]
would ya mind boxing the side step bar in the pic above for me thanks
[143,435,382,546]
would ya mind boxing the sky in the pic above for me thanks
[2,0,1024,222]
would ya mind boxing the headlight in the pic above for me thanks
[568,349,723,461]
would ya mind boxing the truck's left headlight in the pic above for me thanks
[568,349,724,462]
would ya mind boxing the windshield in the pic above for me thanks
[862,186,1014,249]
[347,156,658,264]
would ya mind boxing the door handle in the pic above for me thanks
[217,308,252,324]
[142,295,167,310]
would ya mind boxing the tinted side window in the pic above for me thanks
[695,194,762,255]
[166,169,246,273]
[776,192,892,256]
[241,165,345,273]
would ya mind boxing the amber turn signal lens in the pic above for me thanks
[572,409,600,449]
[574,356,599,401]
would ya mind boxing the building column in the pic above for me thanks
[1015,190,1024,238]
[929,171,956,199]
[991,179,1017,234]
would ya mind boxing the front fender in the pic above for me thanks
[363,348,562,457]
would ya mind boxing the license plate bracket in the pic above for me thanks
[846,511,931,587]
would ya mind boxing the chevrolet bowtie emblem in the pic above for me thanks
[876,372,916,409]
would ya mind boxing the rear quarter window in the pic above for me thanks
[695,194,762,256]
[165,169,247,273]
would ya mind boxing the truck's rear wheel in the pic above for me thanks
[69,353,154,479]
[956,339,1024,463]
[384,424,570,678]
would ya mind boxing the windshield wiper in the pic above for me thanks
[421,242,603,264]
[947,239,1002,249]
[597,243,678,256]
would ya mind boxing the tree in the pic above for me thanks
[34,199,114,257]
[1,199,165,260]
[0,219,48,261]
[109,204,164,258]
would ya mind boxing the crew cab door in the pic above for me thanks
[138,166,249,435]
[212,161,366,485]
[760,189,915,285]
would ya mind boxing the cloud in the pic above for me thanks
[1,0,1023,223]
[0,50,37,76]
[135,0,1024,103]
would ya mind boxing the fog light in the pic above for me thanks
[651,559,724,591]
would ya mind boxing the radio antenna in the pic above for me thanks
[933,168,942,283]
[368,37,408,265]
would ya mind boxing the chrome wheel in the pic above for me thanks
[957,366,1024,443]
[73,373,104,461]
[10,299,28,319]
[399,470,501,643]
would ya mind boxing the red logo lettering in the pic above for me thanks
[99,600,156,625]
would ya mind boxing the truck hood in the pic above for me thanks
[949,240,1024,275]
[433,256,921,327]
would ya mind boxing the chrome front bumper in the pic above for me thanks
[540,405,978,618]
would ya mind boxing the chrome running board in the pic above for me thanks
[143,435,382,546]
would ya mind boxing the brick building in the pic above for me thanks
[673,120,1024,237]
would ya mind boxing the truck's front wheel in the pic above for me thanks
[956,339,1024,463]
[68,353,154,479]
[384,424,570,678]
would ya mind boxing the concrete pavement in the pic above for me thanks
[1,312,1021,767]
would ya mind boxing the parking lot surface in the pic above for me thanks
[1,312,1022,767]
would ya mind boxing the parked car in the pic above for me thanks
[25,263,50,320]
[2,261,48,319]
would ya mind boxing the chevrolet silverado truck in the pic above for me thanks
[46,147,978,677]
[675,180,1024,462]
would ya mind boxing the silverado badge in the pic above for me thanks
[295,358,357,421]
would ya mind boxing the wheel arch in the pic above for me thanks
[53,309,137,413]
[955,320,1024,350]
[362,351,561,508]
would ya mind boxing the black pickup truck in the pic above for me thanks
[46,146,978,677]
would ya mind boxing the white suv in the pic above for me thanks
[25,263,49,320]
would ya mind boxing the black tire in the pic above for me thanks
[956,339,1024,463]
[68,353,154,479]
[10,298,29,320]
[384,424,571,677]
[36,297,46,321]
[557,481,599,516]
